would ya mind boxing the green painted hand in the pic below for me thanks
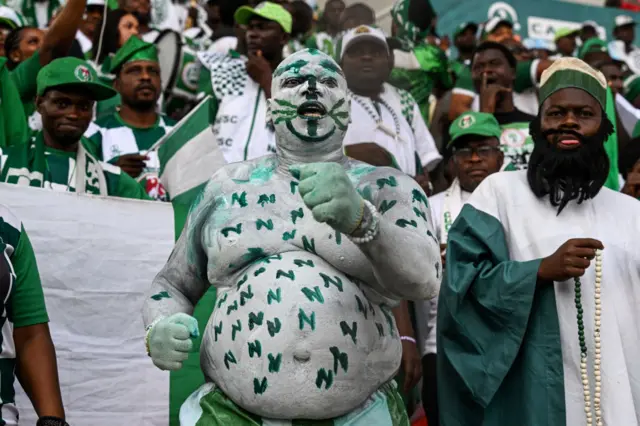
[148,313,199,371]
[289,163,364,234]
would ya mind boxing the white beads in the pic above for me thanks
[579,250,604,426]
[349,200,380,245]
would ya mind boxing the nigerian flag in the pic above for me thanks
[158,95,224,426]
[159,95,225,237]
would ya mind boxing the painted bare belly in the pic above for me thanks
[200,251,402,419]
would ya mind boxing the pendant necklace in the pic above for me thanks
[574,249,603,426]
[348,91,402,143]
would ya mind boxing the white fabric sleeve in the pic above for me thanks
[413,101,442,172]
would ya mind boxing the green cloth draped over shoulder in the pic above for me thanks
[437,203,567,426]
[0,57,29,148]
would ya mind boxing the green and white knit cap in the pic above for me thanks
[538,57,608,110]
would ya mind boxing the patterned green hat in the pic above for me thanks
[234,2,292,34]
[448,111,502,147]
[624,74,640,104]
[577,37,608,60]
[37,57,116,100]
[539,57,608,109]
[109,36,159,74]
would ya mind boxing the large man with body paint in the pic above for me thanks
[142,49,441,425]
[438,57,640,425]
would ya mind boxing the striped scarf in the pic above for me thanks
[0,133,108,195]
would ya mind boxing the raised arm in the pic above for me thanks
[353,171,441,301]
[291,163,441,302]
[39,0,87,66]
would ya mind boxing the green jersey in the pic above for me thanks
[0,133,150,200]
[0,205,48,424]
[86,112,176,200]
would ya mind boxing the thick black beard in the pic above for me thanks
[527,115,613,215]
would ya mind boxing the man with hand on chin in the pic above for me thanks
[197,1,291,163]
[438,57,640,426]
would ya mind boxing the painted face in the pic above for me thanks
[268,49,349,154]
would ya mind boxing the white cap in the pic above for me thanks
[615,15,635,29]
[86,0,105,6]
[582,20,598,30]
[0,6,26,29]
[338,25,389,62]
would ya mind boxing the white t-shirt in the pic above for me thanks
[75,30,92,55]
[34,1,48,28]
[343,83,442,176]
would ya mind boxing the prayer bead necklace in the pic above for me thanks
[348,91,401,142]
[574,249,603,426]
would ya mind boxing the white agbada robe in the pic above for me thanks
[467,170,640,425]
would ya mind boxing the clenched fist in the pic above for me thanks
[147,313,199,371]
[289,162,365,235]
[538,238,604,282]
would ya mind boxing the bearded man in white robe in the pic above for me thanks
[437,57,640,426]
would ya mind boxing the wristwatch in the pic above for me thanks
[37,417,69,426]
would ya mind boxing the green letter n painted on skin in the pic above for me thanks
[253,377,268,395]
[267,288,281,304]
[340,321,358,344]
[276,269,295,281]
[231,191,248,207]
[256,219,274,231]
[291,208,304,224]
[316,368,333,389]
[301,286,324,303]
[302,236,316,254]
[320,273,343,292]
[248,340,262,358]
[151,291,170,301]
[268,353,282,373]
[298,309,316,331]
[377,176,398,189]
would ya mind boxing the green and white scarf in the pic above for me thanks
[441,178,463,244]
[0,133,108,195]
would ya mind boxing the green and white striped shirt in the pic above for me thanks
[0,205,48,424]
[86,112,176,200]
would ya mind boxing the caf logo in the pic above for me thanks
[487,1,521,32]
[459,114,475,129]
[355,26,370,34]
[74,65,92,82]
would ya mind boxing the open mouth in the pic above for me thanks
[297,101,327,119]
[556,134,582,149]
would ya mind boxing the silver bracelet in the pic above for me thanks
[349,200,380,244]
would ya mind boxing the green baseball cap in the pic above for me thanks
[37,57,116,101]
[554,27,579,42]
[578,37,608,60]
[235,2,292,34]
[448,112,502,148]
[110,35,158,74]
[453,22,478,39]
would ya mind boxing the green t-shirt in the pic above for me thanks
[0,206,48,423]
[453,60,538,96]
[11,51,41,102]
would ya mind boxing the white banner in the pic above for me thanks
[0,184,174,426]
[527,16,607,41]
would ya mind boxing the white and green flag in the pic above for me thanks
[157,95,226,237]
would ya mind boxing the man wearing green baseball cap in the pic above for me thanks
[197,1,292,163]
[554,27,579,57]
[86,36,175,201]
[0,57,149,200]
[415,110,503,426]
[578,37,610,64]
